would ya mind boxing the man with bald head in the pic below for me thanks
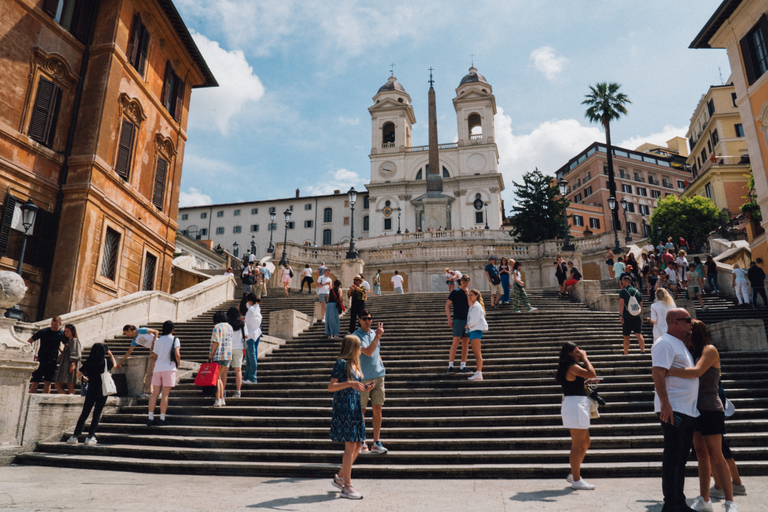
[651,308,698,512]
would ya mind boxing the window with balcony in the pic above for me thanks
[678,180,686,189]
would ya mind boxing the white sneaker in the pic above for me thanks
[528,307,538,312]
[571,479,596,490]
[468,371,483,381]
[213,399,223,408]
[332,474,344,490]
[233,391,241,398]
[66,436,78,445]
[691,496,713,512]
[340,485,362,500]
[724,501,739,512]
[84,437,97,446]
[359,443,369,454]
[566,473,573,483]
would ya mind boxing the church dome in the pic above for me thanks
[459,66,488,86]
[378,75,406,93]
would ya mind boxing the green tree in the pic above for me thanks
[583,82,631,232]
[649,195,728,251]
[510,169,569,243]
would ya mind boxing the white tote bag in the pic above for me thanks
[101,358,117,396]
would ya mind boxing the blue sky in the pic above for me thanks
[175,0,731,210]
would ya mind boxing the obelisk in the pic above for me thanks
[420,68,452,230]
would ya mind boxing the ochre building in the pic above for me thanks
[0,0,216,320]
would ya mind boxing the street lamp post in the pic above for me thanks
[484,202,489,230]
[607,196,622,254]
[396,207,401,234]
[620,197,632,244]
[232,242,239,266]
[267,212,276,254]
[251,234,256,258]
[557,179,575,251]
[346,187,359,259]
[278,209,291,267]
[5,199,39,320]
[640,212,648,239]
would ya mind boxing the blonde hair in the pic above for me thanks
[678,250,686,257]
[655,288,675,307]
[469,289,485,313]
[338,335,362,381]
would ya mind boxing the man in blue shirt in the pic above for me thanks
[354,310,387,454]
[260,263,271,296]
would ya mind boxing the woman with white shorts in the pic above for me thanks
[555,341,597,490]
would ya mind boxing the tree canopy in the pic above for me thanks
[509,169,569,243]
[583,82,631,129]
[649,195,728,251]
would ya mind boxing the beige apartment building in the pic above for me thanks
[682,83,751,215]
[556,140,693,240]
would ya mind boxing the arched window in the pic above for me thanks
[323,207,333,223]
[415,169,422,180]
[382,122,395,147]
[322,229,332,245]
[468,113,482,139]
[442,166,450,178]
[416,165,449,180]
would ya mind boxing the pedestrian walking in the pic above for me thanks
[731,264,749,306]
[260,262,271,296]
[328,335,370,500]
[391,270,404,294]
[511,261,537,313]
[243,294,262,384]
[705,255,720,294]
[316,267,332,320]
[300,264,314,293]
[67,343,117,445]
[281,263,293,296]
[54,324,82,395]
[347,275,367,334]
[648,288,676,341]
[666,320,739,512]
[326,280,344,339]
[373,269,382,295]
[498,258,511,304]
[241,265,254,295]
[555,341,597,490]
[146,321,180,427]
[613,257,626,289]
[747,260,767,308]
[27,316,64,394]
[485,256,502,308]
[619,276,645,355]
[354,310,388,454]
[445,275,471,373]
[651,308,698,512]
[605,248,616,279]
[227,306,247,398]
[209,311,233,407]
[688,264,707,311]
[466,289,488,381]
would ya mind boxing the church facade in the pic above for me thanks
[366,67,505,236]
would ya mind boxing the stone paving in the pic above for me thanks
[0,466,764,511]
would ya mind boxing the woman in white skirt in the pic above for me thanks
[555,341,597,490]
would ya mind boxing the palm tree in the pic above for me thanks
[583,83,631,247]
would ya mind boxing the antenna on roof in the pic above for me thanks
[718,66,724,85]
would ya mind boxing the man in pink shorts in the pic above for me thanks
[147,320,180,427]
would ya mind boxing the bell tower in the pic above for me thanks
[369,75,415,157]
[453,66,496,146]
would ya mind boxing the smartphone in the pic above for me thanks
[672,413,683,427]
[365,382,375,391]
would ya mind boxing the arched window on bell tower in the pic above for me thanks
[382,122,395,147]
[469,113,482,140]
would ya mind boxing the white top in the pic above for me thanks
[650,302,673,341]
[225,271,234,276]
[231,323,248,350]
[733,268,748,282]
[302,267,312,278]
[245,304,262,340]
[391,274,404,288]
[466,302,489,332]
[445,272,453,280]
[513,269,523,285]
[453,270,462,280]
[361,280,371,293]
[665,267,677,283]
[248,254,256,263]
[651,333,699,417]
[644,244,654,253]
[282,267,292,277]
[317,275,331,294]
[153,334,180,373]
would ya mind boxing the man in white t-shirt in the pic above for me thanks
[147,321,180,427]
[644,242,654,254]
[361,275,371,300]
[316,268,332,321]
[391,270,404,294]
[651,308,698,512]
[244,294,262,383]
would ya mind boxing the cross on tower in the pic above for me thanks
[428,67,434,87]
[470,53,475,66]
[390,63,395,77]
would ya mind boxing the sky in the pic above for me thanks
[174,0,732,211]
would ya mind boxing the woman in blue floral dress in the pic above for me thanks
[328,335,371,500]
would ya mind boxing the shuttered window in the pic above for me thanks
[161,62,185,121]
[100,227,120,280]
[28,77,62,148]
[741,14,768,85]
[142,252,157,290]
[0,194,17,256]
[42,0,95,44]
[152,157,168,210]
[129,14,150,77]
[115,119,135,180]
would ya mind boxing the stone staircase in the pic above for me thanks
[16,289,768,478]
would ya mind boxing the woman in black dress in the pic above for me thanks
[68,343,116,446]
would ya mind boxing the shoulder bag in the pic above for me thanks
[101,358,117,396]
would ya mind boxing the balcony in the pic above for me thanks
[406,143,459,153]
[634,176,645,183]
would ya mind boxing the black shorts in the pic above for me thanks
[556,275,566,285]
[31,360,57,382]
[696,409,726,436]
[622,315,642,335]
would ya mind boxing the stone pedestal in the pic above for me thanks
[112,355,151,396]
[422,196,452,231]
[268,310,311,340]
[708,319,768,352]
[0,356,37,461]
[340,259,364,288]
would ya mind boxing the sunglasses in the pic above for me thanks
[360,317,373,321]
[677,317,692,323]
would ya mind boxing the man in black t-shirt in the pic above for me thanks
[445,275,472,373]
[28,316,64,394]
[618,276,645,356]
[748,260,767,307]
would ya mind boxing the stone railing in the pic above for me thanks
[15,275,236,349]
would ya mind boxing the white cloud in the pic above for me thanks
[338,116,361,126]
[179,187,213,207]
[529,46,567,81]
[188,32,265,134]
[617,125,688,152]
[304,168,366,196]
[182,154,239,176]
[494,108,604,189]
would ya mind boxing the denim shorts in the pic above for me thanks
[452,319,468,338]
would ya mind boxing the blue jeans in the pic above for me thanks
[244,336,260,382]
[707,274,719,293]
[500,274,510,302]
[660,413,696,512]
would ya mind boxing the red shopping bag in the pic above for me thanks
[195,362,219,387]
